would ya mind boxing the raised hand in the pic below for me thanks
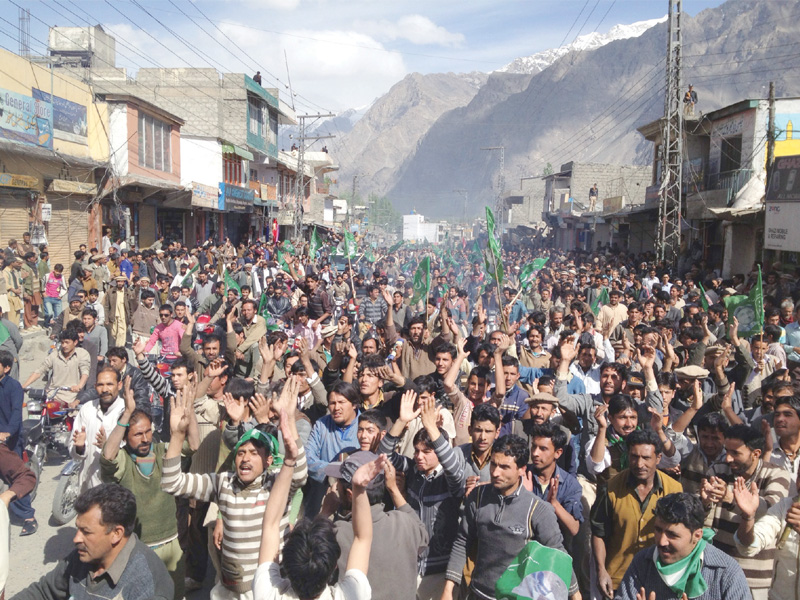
[351,454,388,491]
[648,407,664,433]
[419,396,439,434]
[206,359,225,379]
[281,377,299,419]
[94,426,107,449]
[465,475,480,497]
[521,468,534,492]
[249,393,271,424]
[279,409,299,461]
[547,476,560,504]
[732,477,760,520]
[398,389,420,424]
[637,344,656,371]
[594,403,609,430]
[72,426,87,448]
[170,388,191,436]
[258,337,274,364]
[132,337,147,357]
[122,376,136,415]
[222,391,246,424]
[721,382,736,412]
[559,335,577,363]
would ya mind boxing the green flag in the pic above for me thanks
[532,257,548,270]
[309,226,323,259]
[410,256,431,306]
[181,263,199,288]
[257,294,281,331]
[495,541,573,600]
[344,231,358,258]
[591,287,610,316]
[518,258,548,289]
[698,282,710,312]
[0,321,9,346]
[364,248,376,263]
[485,206,501,260]
[276,249,289,272]
[724,266,764,337]
[223,269,241,295]
[485,207,504,285]
[387,240,405,254]
[283,240,296,255]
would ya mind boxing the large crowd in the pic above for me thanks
[1,226,798,600]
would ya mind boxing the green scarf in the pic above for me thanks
[653,527,715,598]
[606,429,628,470]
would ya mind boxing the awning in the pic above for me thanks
[99,174,184,200]
[708,171,766,221]
[221,143,254,161]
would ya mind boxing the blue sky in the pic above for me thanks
[4,0,726,112]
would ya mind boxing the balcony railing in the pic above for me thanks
[707,168,754,205]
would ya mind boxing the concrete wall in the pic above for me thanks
[108,103,129,176]
[572,163,652,208]
[124,103,181,184]
[180,136,222,188]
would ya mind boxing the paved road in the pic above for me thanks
[6,331,214,598]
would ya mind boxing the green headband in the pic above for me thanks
[232,428,281,465]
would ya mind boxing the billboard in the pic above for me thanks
[32,89,88,144]
[766,155,800,202]
[765,154,800,252]
[0,88,52,148]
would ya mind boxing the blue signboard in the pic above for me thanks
[0,88,52,149]
[219,182,255,213]
[32,89,88,144]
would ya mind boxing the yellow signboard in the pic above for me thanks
[0,173,38,189]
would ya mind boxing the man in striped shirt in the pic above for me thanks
[162,378,308,599]
[700,423,791,600]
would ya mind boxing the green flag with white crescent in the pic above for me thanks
[410,256,431,306]
[495,541,573,600]
[276,249,289,272]
[724,266,764,337]
[181,263,199,288]
[344,231,357,258]
[309,226,323,258]
[283,240,296,255]
[518,258,548,289]
[223,268,241,295]
[590,287,610,316]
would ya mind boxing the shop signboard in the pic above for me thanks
[0,173,38,189]
[765,155,800,252]
[191,182,219,209]
[32,89,88,144]
[218,182,254,213]
[0,88,52,149]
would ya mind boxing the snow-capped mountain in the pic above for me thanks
[497,17,667,75]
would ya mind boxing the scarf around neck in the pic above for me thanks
[652,527,715,598]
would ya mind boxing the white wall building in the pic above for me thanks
[403,213,444,244]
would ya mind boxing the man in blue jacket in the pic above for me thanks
[0,349,37,535]
[304,380,360,516]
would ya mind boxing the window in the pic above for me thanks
[250,169,258,182]
[249,97,267,137]
[224,155,243,185]
[138,111,171,172]
[719,136,742,174]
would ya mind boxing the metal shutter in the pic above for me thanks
[48,197,90,267]
[0,196,31,244]
[138,204,156,248]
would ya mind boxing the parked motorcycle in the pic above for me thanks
[24,386,81,525]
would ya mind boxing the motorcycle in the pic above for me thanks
[24,386,80,523]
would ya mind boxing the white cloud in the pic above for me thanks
[217,23,408,110]
[355,14,465,48]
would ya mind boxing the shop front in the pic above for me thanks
[219,182,255,245]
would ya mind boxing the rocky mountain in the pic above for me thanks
[384,0,800,218]
[327,71,487,198]
[497,17,666,75]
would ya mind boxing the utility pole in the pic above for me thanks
[656,0,683,265]
[766,81,776,170]
[453,189,468,222]
[481,146,505,232]
[292,113,334,240]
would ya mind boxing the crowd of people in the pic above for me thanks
[2,228,799,600]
